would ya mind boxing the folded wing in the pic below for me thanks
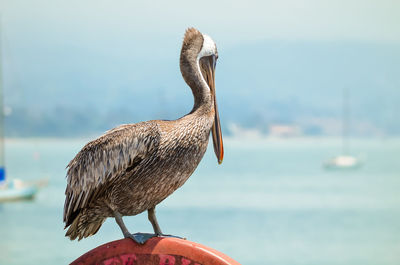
[63,123,159,227]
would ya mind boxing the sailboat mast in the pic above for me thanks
[342,87,349,155]
[0,17,5,183]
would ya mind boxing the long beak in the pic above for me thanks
[203,55,224,164]
[212,96,224,164]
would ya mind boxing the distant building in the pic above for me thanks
[228,123,264,139]
[268,124,302,138]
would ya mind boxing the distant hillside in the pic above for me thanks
[3,40,400,137]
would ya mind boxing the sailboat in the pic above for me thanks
[324,87,362,170]
[0,107,39,202]
[0,22,39,202]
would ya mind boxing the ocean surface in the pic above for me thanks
[1,137,399,265]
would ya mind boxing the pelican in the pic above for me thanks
[63,28,224,244]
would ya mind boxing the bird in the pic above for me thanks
[63,28,224,244]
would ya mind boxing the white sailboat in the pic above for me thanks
[324,155,361,169]
[0,22,39,202]
[0,108,39,202]
[324,87,362,170]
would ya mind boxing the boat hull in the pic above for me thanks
[0,185,38,202]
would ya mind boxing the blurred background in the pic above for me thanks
[0,0,399,264]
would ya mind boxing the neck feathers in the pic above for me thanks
[180,28,212,114]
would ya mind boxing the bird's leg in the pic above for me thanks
[114,211,153,244]
[147,207,185,240]
[114,211,131,238]
[148,206,163,236]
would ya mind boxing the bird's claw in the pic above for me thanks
[159,234,186,240]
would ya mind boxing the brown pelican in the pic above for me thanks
[63,28,224,244]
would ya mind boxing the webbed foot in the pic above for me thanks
[125,232,186,244]
[126,232,156,244]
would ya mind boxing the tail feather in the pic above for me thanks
[65,210,106,240]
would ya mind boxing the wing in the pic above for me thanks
[63,122,159,227]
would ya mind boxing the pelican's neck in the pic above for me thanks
[180,53,213,116]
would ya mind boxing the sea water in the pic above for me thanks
[1,137,399,265]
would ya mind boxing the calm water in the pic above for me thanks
[1,137,400,265]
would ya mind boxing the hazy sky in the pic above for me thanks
[1,0,400,47]
[0,0,399,136]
